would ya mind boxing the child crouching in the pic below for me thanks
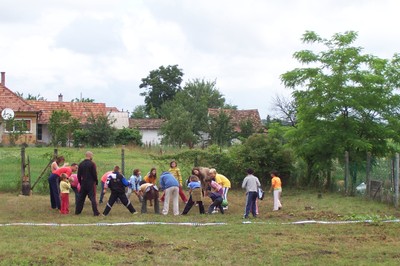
[207,190,224,214]
[182,175,205,215]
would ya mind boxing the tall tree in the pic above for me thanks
[84,113,116,147]
[272,94,297,127]
[158,79,229,147]
[208,110,234,147]
[281,31,400,189]
[71,97,95,102]
[139,65,183,117]
[16,92,46,101]
[130,105,158,119]
[48,110,80,147]
[159,103,197,148]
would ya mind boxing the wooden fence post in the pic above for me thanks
[21,146,31,195]
[345,151,349,195]
[366,152,371,199]
[121,145,125,176]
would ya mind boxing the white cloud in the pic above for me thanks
[1,0,400,118]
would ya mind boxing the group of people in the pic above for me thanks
[48,151,283,218]
[48,151,103,216]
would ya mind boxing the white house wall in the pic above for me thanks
[140,129,161,145]
[109,111,129,129]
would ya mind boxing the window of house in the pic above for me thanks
[5,119,32,133]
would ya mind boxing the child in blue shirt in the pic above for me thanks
[126,168,142,202]
[182,175,205,215]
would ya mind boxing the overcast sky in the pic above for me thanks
[1,0,400,119]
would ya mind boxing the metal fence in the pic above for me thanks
[342,152,399,208]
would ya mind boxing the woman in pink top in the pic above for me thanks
[51,156,67,173]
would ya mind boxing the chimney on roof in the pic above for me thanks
[58,93,63,102]
[1,72,5,86]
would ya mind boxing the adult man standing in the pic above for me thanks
[75,151,100,216]
[242,168,261,219]
[160,171,179,215]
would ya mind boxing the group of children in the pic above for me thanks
[50,156,283,218]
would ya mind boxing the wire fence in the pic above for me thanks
[338,152,400,208]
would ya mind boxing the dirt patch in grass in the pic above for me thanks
[92,239,156,251]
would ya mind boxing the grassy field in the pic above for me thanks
[1,188,400,265]
[0,146,163,193]
[1,147,400,265]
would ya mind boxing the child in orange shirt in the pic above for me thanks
[269,170,282,211]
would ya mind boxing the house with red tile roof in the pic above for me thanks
[0,72,39,145]
[1,72,129,145]
[27,95,130,144]
[27,97,108,144]
[207,108,264,133]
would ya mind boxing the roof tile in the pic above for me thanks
[0,84,38,112]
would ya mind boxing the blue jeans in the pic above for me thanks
[244,191,258,217]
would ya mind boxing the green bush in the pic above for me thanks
[115,127,143,146]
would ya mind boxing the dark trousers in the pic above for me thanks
[71,186,80,206]
[48,173,60,209]
[75,184,100,216]
[182,195,205,214]
[103,191,136,216]
[141,191,160,214]
[99,181,105,203]
[208,197,224,214]
[244,191,258,217]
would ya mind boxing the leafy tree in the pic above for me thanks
[238,119,255,139]
[139,65,183,117]
[71,97,95,102]
[159,103,197,148]
[233,134,293,185]
[4,118,28,146]
[130,105,147,119]
[16,92,46,101]
[72,129,88,148]
[115,127,143,146]
[48,110,76,147]
[158,79,229,147]
[84,113,116,147]
[66,117,81,147]
[130,105,158,119]
[208,110,234,147]
[281,31,400,189]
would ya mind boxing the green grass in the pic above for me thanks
[0,146,162,193]
[2,147,400,265]
[1,189,400,265]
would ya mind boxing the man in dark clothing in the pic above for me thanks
[102,166,137,216]
[75,151,100,216]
